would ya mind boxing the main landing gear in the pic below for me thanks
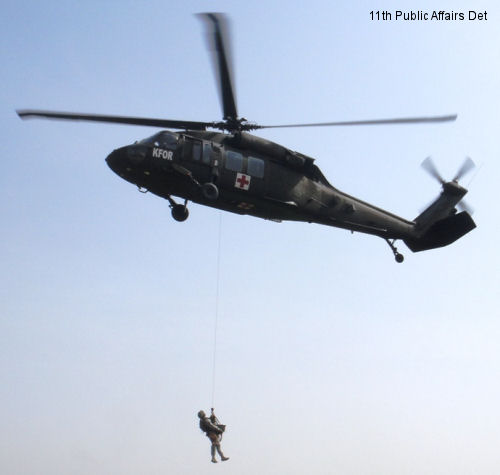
[167,181,219,222]
[385,239,404,263]
[168,196,189,222]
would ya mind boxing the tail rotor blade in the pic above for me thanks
[453,157,475,182]
[421,156,445,184]
[458,199,474,215]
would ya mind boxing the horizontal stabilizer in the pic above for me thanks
[404,211,476,252]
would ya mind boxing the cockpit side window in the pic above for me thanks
[138,134,157,145]
[158,132,178,149]
[138,132,178,149]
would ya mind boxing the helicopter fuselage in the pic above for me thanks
[18,12,476,262]
[106,129,416,242]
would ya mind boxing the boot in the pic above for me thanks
[216,445,229,461]
[217,446,229,461]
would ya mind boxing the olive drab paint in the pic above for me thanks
[16,13,476,262]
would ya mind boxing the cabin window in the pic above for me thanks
[202,143,212,164]
[247,156,265,178]
[225,151,243,172]
[192,142,201,161]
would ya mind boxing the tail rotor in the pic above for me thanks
[421,156,475,214]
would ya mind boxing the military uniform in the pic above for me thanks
[198,410,229,463]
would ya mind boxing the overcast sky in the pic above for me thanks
[1,1,499,474]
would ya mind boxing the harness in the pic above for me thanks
[201,409,226,441]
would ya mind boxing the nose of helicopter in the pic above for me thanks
[105,147,125,174]
[106,145,146,175]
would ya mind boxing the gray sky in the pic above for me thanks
[1,1,499,474]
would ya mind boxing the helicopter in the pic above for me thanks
[17,13,476,263]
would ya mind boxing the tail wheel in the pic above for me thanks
[385,239,404,263]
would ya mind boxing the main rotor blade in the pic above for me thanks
[421,156,445,184]
[255,114,457,129]
[453,156,475,182]
[17,110,212,130]
[198,12,238,121]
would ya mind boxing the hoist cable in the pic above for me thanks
[210,212,223,408]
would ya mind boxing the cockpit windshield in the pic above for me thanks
[138,131,178,149]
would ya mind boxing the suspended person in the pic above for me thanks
[197,408,229,463]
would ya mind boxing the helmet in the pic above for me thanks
[198,410,206,418]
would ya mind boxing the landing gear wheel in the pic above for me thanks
[385,239,404,263]
[171,204,189,222]
[202,182,219,200]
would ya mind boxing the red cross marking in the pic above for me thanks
[235,173,250,189]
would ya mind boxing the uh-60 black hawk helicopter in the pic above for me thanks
[18,13,476,263]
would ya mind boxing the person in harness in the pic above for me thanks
[198,408,229,463]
